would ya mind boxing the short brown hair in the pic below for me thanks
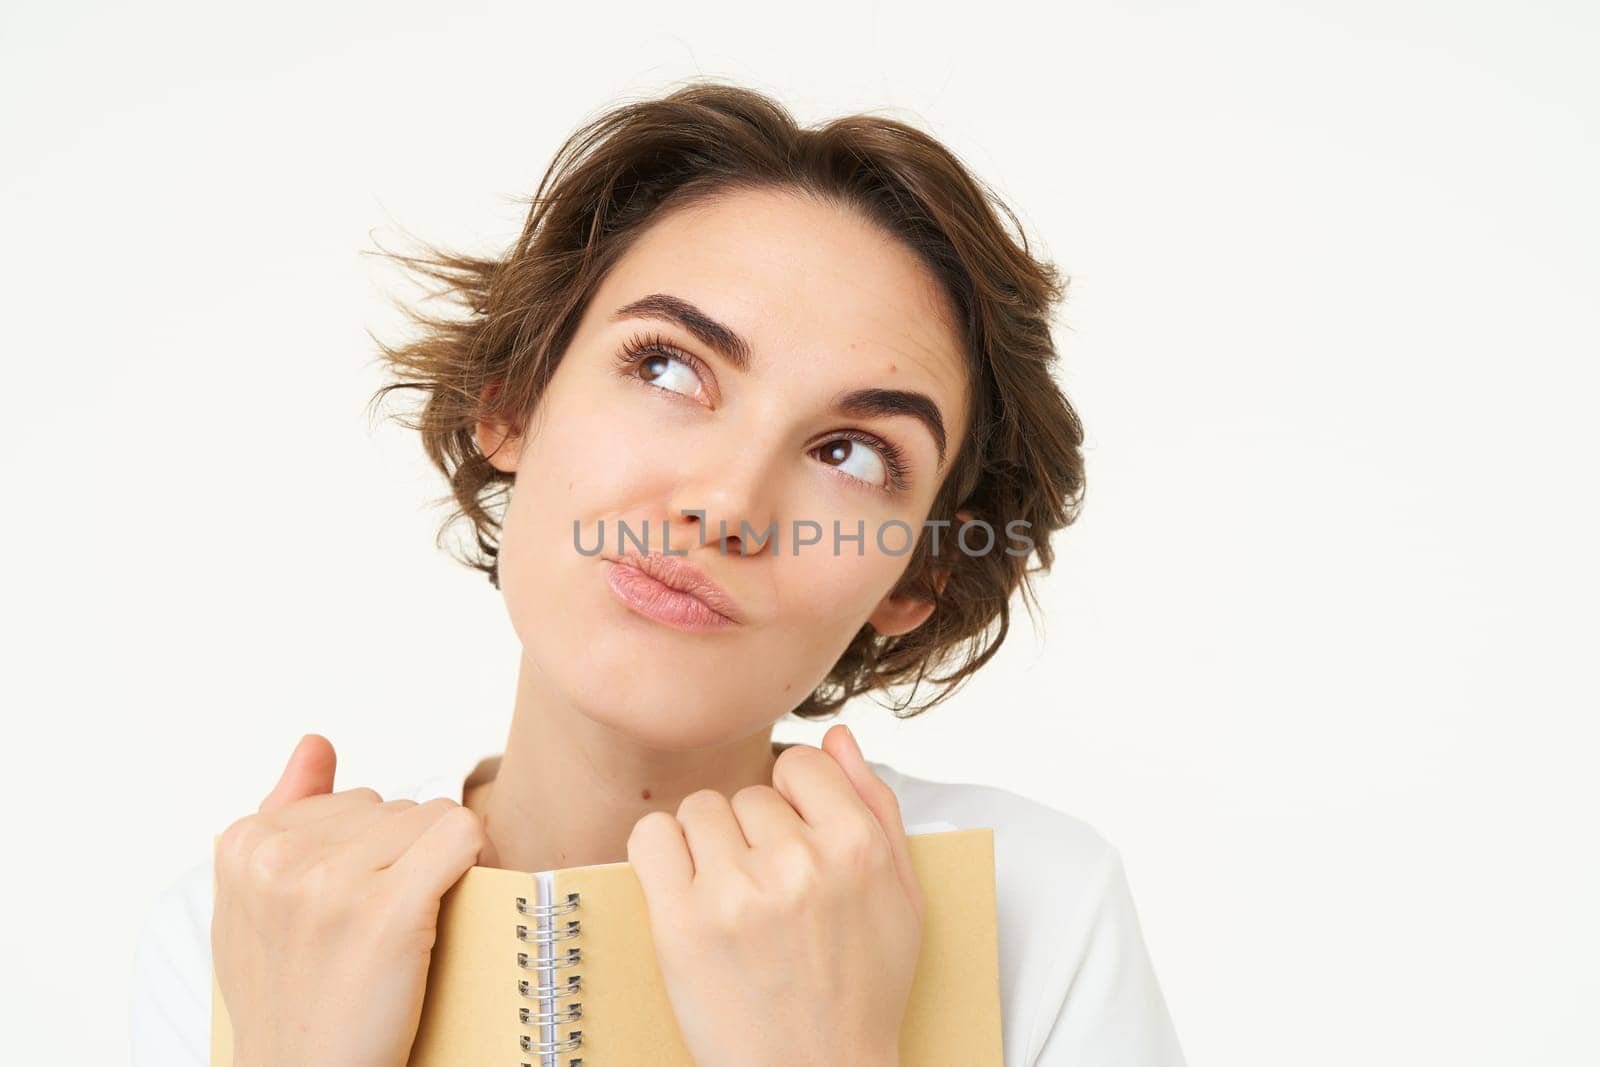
[366,79,1086,721]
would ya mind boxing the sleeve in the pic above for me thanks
[1029,844,1187,1066]
[129,868,212,1067]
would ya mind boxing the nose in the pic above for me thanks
[666,436,780,559]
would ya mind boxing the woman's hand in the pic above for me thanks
[627,724,925,1067]
[212,734,496,1067]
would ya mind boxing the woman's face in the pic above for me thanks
[480,186,969,750]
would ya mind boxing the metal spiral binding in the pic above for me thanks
[515,890,584,1066]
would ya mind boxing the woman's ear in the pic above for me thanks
[867,589,938,638]
[866,508,973,637]
[474,381,524,474]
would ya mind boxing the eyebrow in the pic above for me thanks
[832,387,947,467]
[612,292,753,371]
[609,292,949,467]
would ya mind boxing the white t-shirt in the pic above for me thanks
[129,752,1186,1066]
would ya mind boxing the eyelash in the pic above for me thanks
[612,331,914,495]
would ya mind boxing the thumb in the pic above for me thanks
[821,723,896,831]
[821,724,922,913]
[258,733,337,813]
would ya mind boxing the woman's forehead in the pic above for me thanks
[588,189,969,426]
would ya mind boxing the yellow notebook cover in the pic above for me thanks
[211,827,1002,1065]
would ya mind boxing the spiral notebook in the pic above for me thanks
[209,824,1002,1066]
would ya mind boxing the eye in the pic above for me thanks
[635,351,703,398]
[614,334,710,404]
[813,431,912,494]
[615,332,912,494]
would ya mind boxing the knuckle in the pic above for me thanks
[216,815,264,866]
[296,858,349,913]
[775,743,816,769]
[770,744,816,784]
[244,831,304,885]
[730,783,785,812]
[771,835,816,876]
[447,804,486,841]
[708,878,763,931]
[832,824,886,875]
[347,786,384,804]
[770,840,821,901]
[217,814,251,847]
[630,810,677,842]
[676,788,725,817]
[417,797,464,827]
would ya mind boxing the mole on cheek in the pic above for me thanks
[641,788,652,800]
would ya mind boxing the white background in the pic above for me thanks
[3,1,1595,1063]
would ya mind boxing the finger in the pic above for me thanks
[728,784,806,849]
[628,810,695,897]
[341,798,465,871]
[262,787,388,830]
[820,724,921,908]
[295,797,420,849]
[769,742,878,841]
[674,789,751,881]
[258,733,337,814]
[819,725,906,838]
[382,801,487,902]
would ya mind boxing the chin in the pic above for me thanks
[509,572,783,750]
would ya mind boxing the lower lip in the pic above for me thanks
[603,560,740,632]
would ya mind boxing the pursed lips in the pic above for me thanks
[602,552,747,625]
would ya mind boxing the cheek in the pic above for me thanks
[526,399,628,491]
[504,399,655,543]
[774,548,902,653]
[491,407,612,612]
[527,391,678,520]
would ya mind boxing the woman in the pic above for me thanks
[130,81,1185,1066]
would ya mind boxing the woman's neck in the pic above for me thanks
[466,651,788,874]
